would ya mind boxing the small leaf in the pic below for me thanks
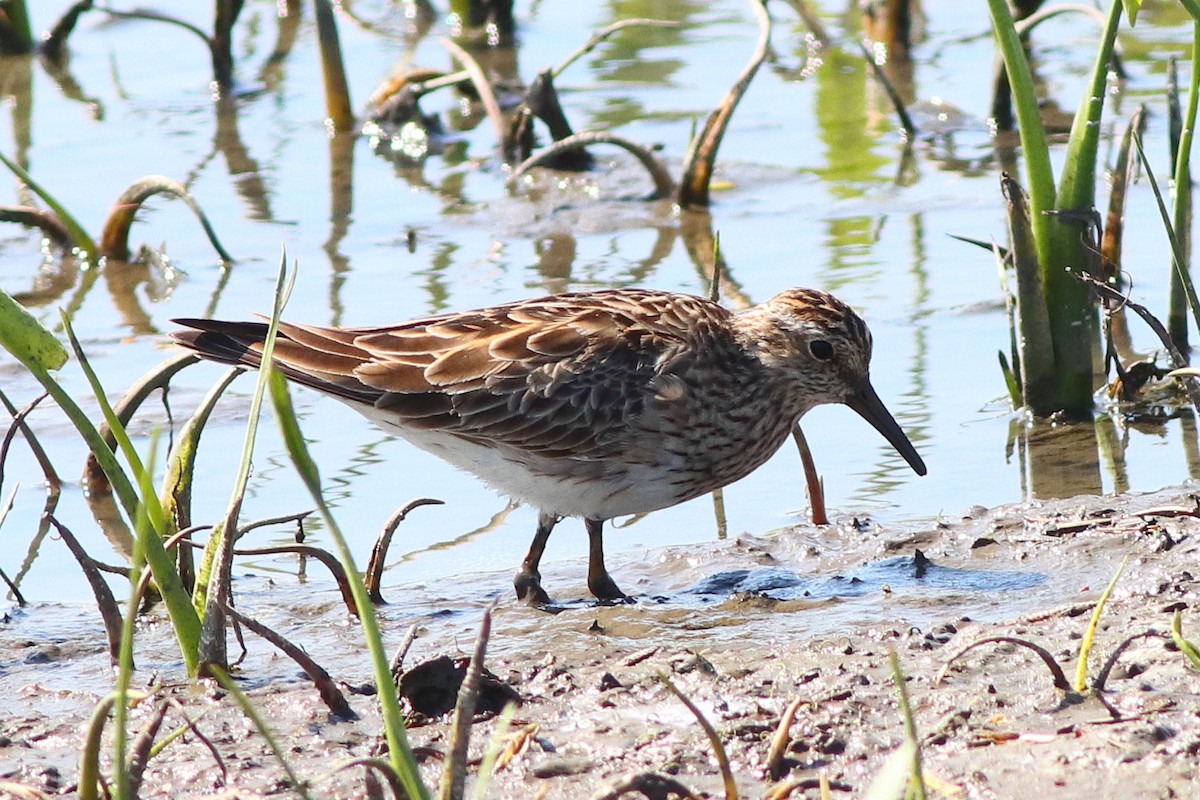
[1124,0,1141,26]
[0,289,68,371]
[1171,610,1200,671]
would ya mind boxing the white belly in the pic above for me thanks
[358,404,689,520]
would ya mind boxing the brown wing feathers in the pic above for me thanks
[170,290,713,456]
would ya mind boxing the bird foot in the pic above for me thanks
[514,570,553,607]
[589,574,633,605]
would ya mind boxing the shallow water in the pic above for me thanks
[0,1,1195,621]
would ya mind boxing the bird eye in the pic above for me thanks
[809,339,834,360]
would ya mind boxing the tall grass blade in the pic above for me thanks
[1170,610,1200,671]
[470,702,517,800]
[313,0,354,132]
[1168,41,1200,356]
[113,434,161,800]
[59,315,201,672]
[194,253,294,670]
[1001,174,1055,412]
[0,151,97,259]
[888,649,926,800]
[270,368,430,799]
[1074,555,1128,692]
[208,665,315,800]
[1131,131,1200,336]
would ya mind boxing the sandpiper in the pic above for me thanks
[172,287,925,605]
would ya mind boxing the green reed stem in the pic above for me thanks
[1074,555,1128,692]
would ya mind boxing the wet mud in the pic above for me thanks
[3,487,1199,798]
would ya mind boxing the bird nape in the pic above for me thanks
[171,287,925,606]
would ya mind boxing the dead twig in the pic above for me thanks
[590,772,701,800]
[46,515,124,665]
[659,675,737,800]
[439,604,495,800]
[677,0,770,207]
[439,38,506,145]
[765,696,805,780]
[791,425,827,525]
[936,635,1073,692]
[223,603,359,719]
[366,498,443,604]
[509,132,674,200]
[1075,273,1200,408]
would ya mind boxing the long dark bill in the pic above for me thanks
[845,379,927,476]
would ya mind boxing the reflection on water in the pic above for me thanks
[0,1,1196,609]
[685,554,1045,600]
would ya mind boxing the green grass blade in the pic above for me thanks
[984,0,1055,226]
[470,703,516,800]
[0,151,97,259]
[78,694,118,800]
[60,314,166,533]
[1075,555,1128,692]
[192,255,294,616]
[0,291,67,371]
[269,368,430,800]
[0,288,200,671]
[1131,130,1200,334]
[888,650,926,800]
[208,665,314,800]
[59,313,200,673]
[112,434,161,800]
[1170,610,1200,671]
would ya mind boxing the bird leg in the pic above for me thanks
[585,518,631,603]
[514,511,557,606]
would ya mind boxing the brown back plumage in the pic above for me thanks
[170,289,731,459]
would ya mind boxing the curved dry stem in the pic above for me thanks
[0,206,73,248]
[791,424,827,525]
[314,757,405,799]
[936,635,1072,692]
[0,390,58,498]
[99,176,234,263]
[163,697,228,779]
[1015,3,1107,36]
[126,699,170,799]
[101,7,210,49]
[766,696,805,781]
[223,603,359,719]
[855,39,916,138]
[510,132,675,200]
[677,0,770,207]
[660,675,737,800]
[1093,630,1163,694]
[552,19,681,79]
[365,498,443,603]
[45,515,123,665]
[440,605,494,800]
[590,772,701,800]
[207,541,360,616]
[439,37,506,145]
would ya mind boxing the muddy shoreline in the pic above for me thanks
[3,487,1199,798]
